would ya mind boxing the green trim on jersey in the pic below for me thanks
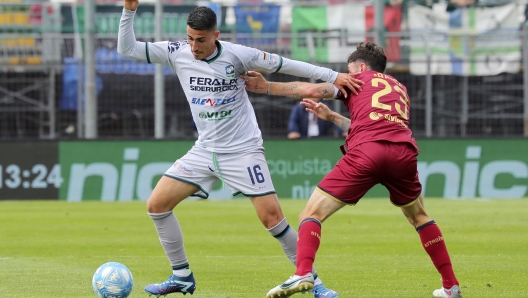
[146,42,151,64]
[273,56,283,73]
[202,41,223,64]
[163,174,209,198]
[232,190,276,198]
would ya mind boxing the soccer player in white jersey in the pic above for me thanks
[118,1,361,297]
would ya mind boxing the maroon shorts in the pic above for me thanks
[318,141,422,206]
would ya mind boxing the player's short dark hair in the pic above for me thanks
[187,6,217,31]
[347,42,387,73]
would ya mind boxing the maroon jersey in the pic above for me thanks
[339,70,419,152]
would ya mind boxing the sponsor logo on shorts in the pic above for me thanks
[225,64,235,78]
[173,161,194,176]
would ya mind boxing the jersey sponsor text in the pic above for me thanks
[189,77,238,92]
[191,96,236,106]
[198,110,233,121]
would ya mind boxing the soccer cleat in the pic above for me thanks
[266,273,315,298]
[432,285,462,298]
[144,272,196,297]
[312,284,339,298]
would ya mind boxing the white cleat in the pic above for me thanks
[433,285,462,298]
[266,273,315,298]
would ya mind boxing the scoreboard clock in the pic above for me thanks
[0,142,59,200]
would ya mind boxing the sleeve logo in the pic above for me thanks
[262,51,276,65]
[168,40,188,53]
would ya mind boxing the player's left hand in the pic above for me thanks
[241,71,268,94]
[301,98,333,122]
[334,72,363,98]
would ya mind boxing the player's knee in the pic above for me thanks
[261,215,283,229]
[146,198,158,213]
[146,196,173,213]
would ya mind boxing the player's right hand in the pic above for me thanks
[241,71,268,94]
[124,0,139,11]
[334,72,363,98]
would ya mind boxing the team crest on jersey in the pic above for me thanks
[225,65,235,78]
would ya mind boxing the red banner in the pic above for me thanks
[365,6,402,62]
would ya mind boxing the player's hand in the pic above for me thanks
[124,0,139,11]
[300,98,333,122]
[334,72,363,98]
[242,71,268,94]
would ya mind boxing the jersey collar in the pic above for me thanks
[201,40,222,64]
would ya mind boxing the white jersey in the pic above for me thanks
[118,9,338,153]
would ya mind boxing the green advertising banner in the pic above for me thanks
[59,140,194,201]
[58,140,345,201]
[57,139,528,201]
[417,139,528,199]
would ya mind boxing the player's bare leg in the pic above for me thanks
[145,176,200,296]
[266,189,344,298]
[401,193,462,298]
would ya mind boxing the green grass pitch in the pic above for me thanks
[1,198,527,297]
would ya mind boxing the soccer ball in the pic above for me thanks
[92,262,134,298]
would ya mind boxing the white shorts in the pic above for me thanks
[164,146,276,198]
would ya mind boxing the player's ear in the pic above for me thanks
[214,30,220,40]
[361,63,367,71]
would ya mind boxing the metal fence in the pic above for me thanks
[1,4,527,140]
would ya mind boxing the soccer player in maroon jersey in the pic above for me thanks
[242,42,462,298]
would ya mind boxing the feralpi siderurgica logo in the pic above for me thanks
[189,77,238,92]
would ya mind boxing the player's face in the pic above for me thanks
[187,26,220,60]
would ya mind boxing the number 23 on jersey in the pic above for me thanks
[370,76,410,121]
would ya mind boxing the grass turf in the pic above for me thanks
[0,198,527,297]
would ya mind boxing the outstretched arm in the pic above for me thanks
[117,0,143,59]
[300,99,351,132]
[118,0,170,65]
[124,0,138,11]
[242,71,336,99]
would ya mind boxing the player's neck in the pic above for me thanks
[204,42,219,60]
